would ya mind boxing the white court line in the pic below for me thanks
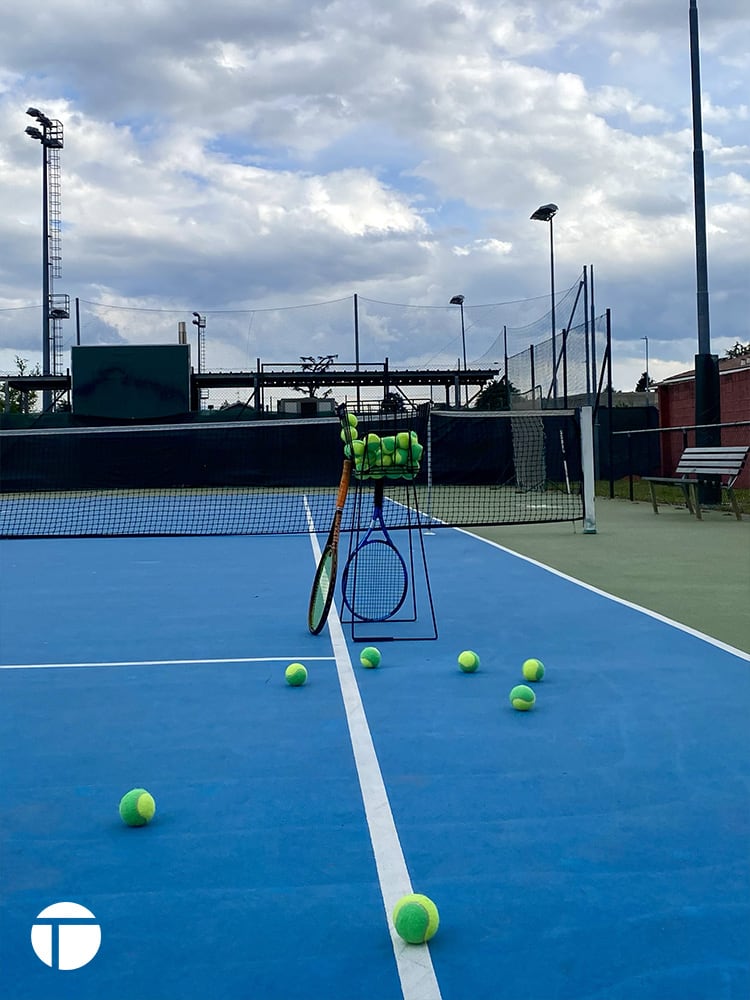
[304,498,443,1000]
[0,656,336,670]
[463,528,750,662]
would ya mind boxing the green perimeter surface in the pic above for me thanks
[472,497,750,654]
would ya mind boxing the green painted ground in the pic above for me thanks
[472,497,750,654]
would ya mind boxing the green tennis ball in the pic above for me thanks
[346,412,358,428]
[119,788,156,827]
[351,439,366,458]
[394,447,409,465]
[360,646,382,669]
[395,431,410,449]
[522,658,545,682]
[382,436,396,454]
[393,893,439,944]
[410,441,424,462]
[509,684,536,711]
[457,650,480,673]
[285,663,308,686]
[341,426,358,442]
[365,433,381,449]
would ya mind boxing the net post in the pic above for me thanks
[580,405,597,533]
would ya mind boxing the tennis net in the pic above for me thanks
[0,408,594,537]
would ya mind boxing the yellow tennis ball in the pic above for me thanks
[393,893,439,944]
[285,663,308,686]
[346,412,358,428]
[360,646,382,669]
[458,650,480,673]
[119,788,156,827]
[509,684,536,710]
[341,426,358,442]
[351,439,366,458]
[382,436,396,454]
[522,658,545,682]
[395,431,410,449]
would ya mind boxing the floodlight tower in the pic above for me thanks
[192,312,208,408]
[25,107,69,411]
[530,203,559,401]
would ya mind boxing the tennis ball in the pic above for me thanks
[394,447,409,466]
[346,412,358,428]
[396,431,411,449]
[360,646,382,669]
[352,439,366,458]
[341,426,358,442]
[410,441,424,462]
[366,433,381,449]
[382,436,396,454]
[285,663,308,686]
[522,658,545,682]
[119,788,156,827]
[458,650,480,673]
[509,684,536,710]
[393,893,439,944]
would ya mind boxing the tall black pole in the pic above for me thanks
[689,0,721,484]
[353,293,360,408]
[549,217,557,402]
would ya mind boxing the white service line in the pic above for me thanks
[0,656,336,670]
[304,498,443,1000]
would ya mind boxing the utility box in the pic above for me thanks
[277,397,337,417]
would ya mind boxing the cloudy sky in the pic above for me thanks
[1,0,748,396]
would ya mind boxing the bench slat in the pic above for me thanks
[644,444,747,521]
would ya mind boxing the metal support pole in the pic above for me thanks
[689,0,720,504]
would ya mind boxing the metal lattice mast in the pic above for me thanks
[46,121,68,375]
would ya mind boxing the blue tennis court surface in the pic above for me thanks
[1,529,748,1000]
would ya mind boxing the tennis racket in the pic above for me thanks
[308,459,352,635]
[341,478,409,622]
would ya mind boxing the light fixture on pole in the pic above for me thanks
[530,203,558,401]
[25,107,64,413]
[449,294,468,406]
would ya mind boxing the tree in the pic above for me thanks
[291,354,338,398]
[726,341,750,358]
[635,371,656,392]
[0,357,40,413]
[473,376,518,410]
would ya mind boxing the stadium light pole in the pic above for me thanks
[689,0,720,501]
[25,107,62,412]
[530,203,558,401]
[641,336,649,391]
[449,294,468,406]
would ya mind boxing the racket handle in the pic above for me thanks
[336,461,352,510]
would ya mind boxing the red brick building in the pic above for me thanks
[656,355,750,488]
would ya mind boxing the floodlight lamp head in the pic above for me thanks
[530,203,558,222]
[450,294,465,306]
[192,312,200,318]
[25,126,43,140]
[26,107,41,118]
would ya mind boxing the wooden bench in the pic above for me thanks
[643,445,749,520]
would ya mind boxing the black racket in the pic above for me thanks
[308,459,352,635]
[341,478,408,622]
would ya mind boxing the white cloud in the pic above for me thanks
[1,0,748,393]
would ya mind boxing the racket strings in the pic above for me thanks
[343,539,407,621]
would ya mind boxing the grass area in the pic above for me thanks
[595,477,749,513]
